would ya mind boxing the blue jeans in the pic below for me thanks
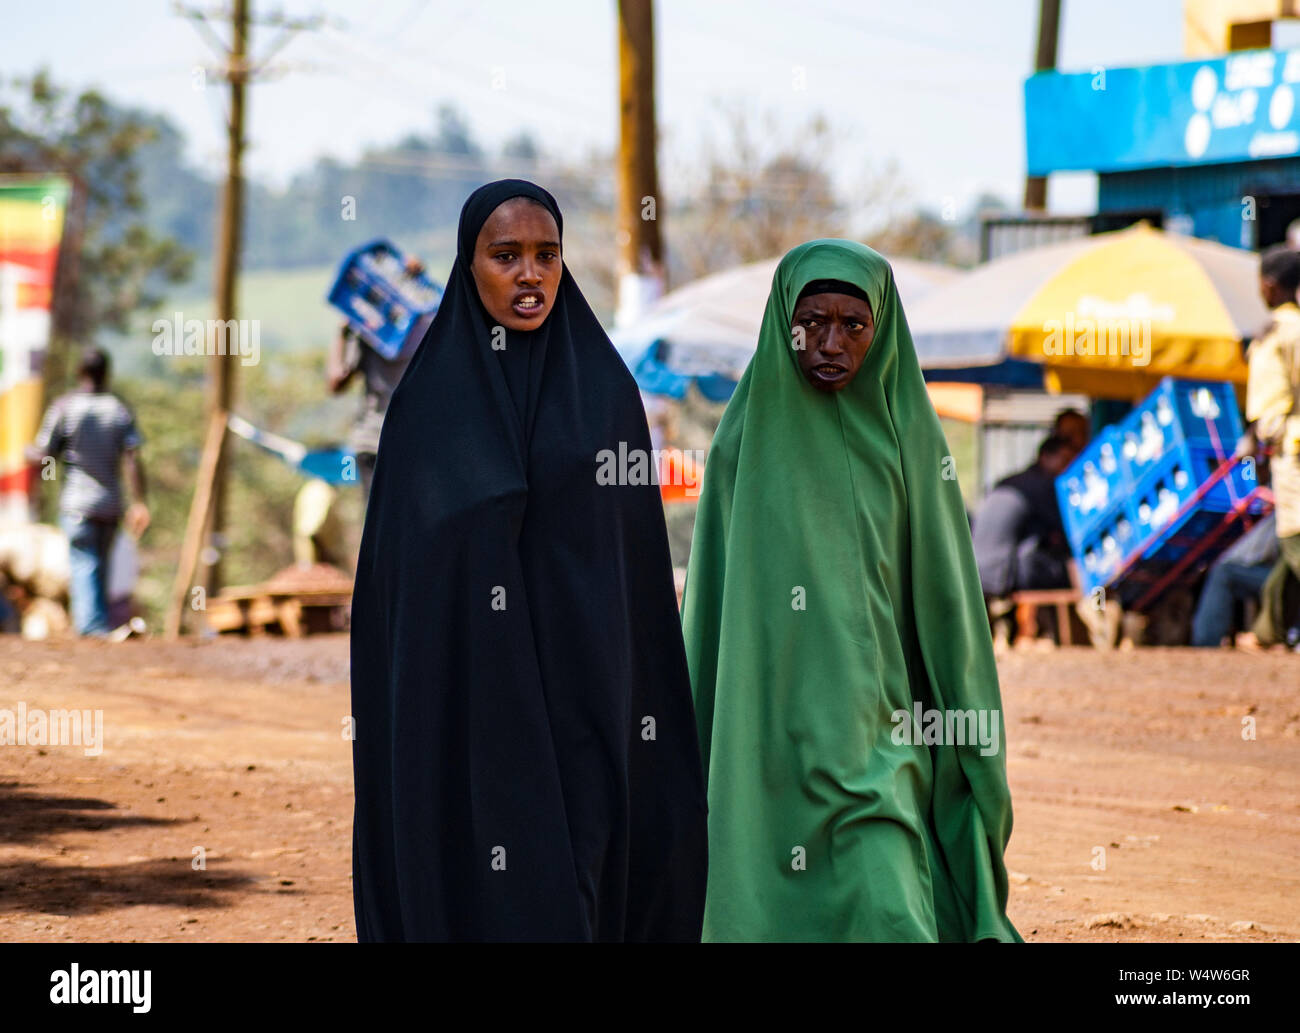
[1191,560,1272,647]
[60,512,118,637]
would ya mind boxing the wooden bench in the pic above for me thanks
[1010,587,1082,645]
[205,584,352,637]
[1005,560,1087,646]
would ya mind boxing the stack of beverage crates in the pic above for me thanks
[326,239,443,360]
[1055,377,1266,606]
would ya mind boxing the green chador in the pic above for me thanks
[681,239,1022,942]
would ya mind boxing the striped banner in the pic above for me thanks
[0,175,70,523]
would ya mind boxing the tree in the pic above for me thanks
[669,107,841,280]
[0,70,193,389]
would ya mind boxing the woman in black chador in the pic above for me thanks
[349,179,708,942]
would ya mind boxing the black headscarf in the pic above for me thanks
[349,179,708,942]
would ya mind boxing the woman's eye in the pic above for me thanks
[494,252,515,262]
[539,250,558,261]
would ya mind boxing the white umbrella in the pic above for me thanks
[612,255,960,398]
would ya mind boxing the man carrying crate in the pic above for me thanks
[1238,246,1300,650]
[327,255,432,504]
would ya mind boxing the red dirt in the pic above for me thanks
[1,635,1296,942]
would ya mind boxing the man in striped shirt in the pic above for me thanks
[27,347,150,637]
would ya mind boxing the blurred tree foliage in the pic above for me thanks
[668,106,843,282]
[0,71,366,627]
[0,70,194,387]
[120,348,363,629]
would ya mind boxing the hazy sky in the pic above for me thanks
[1,0,1185,216]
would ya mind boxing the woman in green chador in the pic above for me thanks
[681,239,1022,942]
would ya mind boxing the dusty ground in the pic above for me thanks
[0,634,1296,942]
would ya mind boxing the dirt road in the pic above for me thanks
[1,635,1296,942]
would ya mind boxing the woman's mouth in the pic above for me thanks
[811,363,847,383]
[512,292,544,318]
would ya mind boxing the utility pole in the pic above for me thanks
[167,1,319,639]
[1024,0,1062,212]
[614,0,664,327]
[205,0,248,601]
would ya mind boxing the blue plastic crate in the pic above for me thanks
[1060,377,1257,604]
[326,239,443,360]
[1129,442,1264,561]
[1115,378,1242,488]
[1139,508,1246,566]
[1105,503,1266,609]
[1056,377,1243,550]
[1074,505,1140,598]
[1081,450,1264,603]
[1057,424,1125,548]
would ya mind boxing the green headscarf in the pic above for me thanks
[681,239,1021,942]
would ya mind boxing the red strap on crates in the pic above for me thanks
[1111,455,1240,592]
[1129,483,1271,612]
[1203,412,1240,509]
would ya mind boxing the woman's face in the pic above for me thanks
[791,291,875,391]
[470,198,563,330]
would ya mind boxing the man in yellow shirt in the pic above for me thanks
[1240,246,1300,649]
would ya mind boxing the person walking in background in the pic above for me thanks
[26,346,149,638]
[1237,246,1300,651]
[328,256,431,504]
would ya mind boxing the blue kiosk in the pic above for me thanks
[1026,46,1300,250]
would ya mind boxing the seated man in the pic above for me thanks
[1190,512,1281,648]
[972,434,1079,599]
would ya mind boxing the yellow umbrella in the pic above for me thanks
[912,223,1265,401]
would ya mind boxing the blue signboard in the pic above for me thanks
[1026,48,1300,174]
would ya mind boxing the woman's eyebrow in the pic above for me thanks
[487,239,562,250]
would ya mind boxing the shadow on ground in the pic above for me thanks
[0,857,259,915]
[0,780,179,846]
[0,780,260,915]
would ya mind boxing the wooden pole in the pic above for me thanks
[202,0,249,598]
[1024,0,1062,212]
[165,410,227,639]
[167,0,248,637]
[615,0,664,324]
[166,0,318,636]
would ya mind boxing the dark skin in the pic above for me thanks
[1037,444,1078,480]
[469,198,562,331]
[1260,273,1294,311]
[1053,413,1089,453]
[791,291,876,391]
